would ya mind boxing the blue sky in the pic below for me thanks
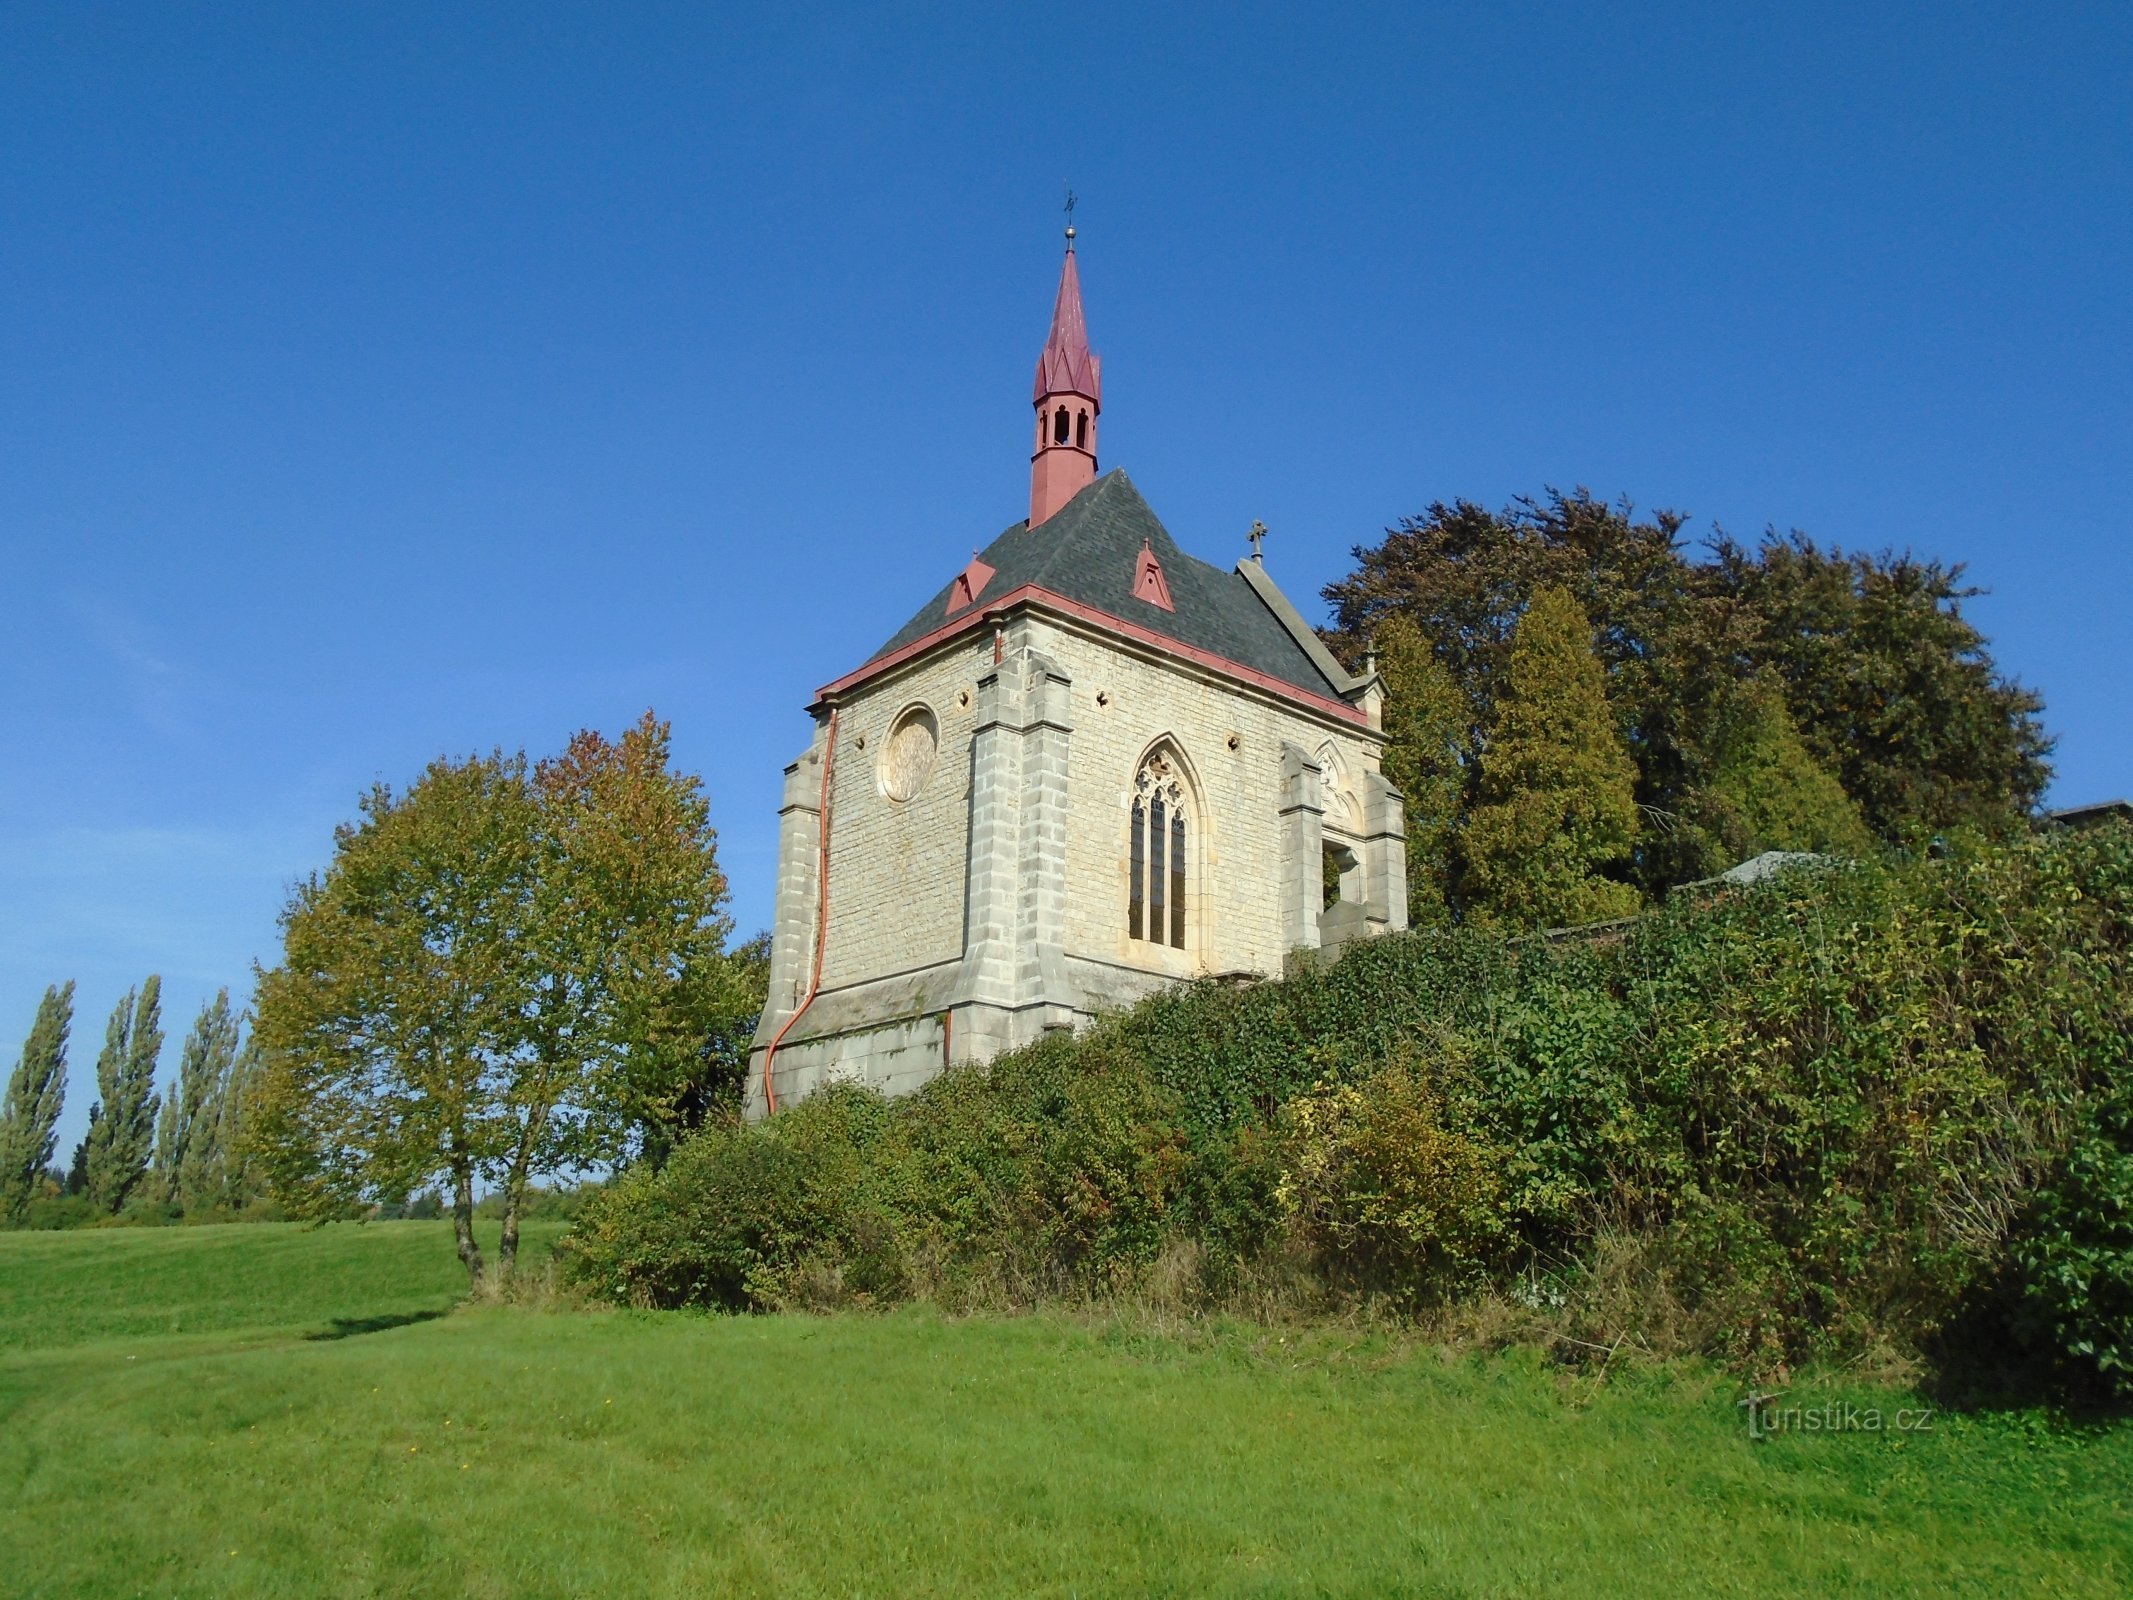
[4,3,2128,1159]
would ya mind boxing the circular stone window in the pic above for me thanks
[878,705,939,802]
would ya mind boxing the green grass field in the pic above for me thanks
[1,1225,2127,1597]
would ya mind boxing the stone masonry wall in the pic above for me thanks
[808,611,1384,997]
[1022,615,1385,983]
[749,601,1396,1115]
[810,635,996,994]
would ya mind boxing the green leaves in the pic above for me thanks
[1275,1053,1510,1303]
[568,820,2133,1396]
[1725,535,2053,839]
[2016,1089,2133,1394]
[1374,615,1469,928]
[1462,587,1642,931]
[1323,490,2052,909]
[252,713,749,1257]
[162,991,249,1214]
[1685,669,1871,870]
[0,982,73,1222]
[83,979,162,1215]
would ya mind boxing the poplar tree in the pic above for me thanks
[1372,615,1470,928]
[84,978,163,1214]
[1462,587,1641,931]
[0,982,74,1222]
[208,1033,269,1212]
[66,1117,92,1195]
[152,1087,179,1203]
[157,990,241,1211]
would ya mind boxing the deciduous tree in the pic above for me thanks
[254,752,535,1283]
[204,1033,269,1213]
[155,991,242,1212]
[253,713,746,1286]
[1704,532,2051,839]
[0,982,73,1222]
[84,979,162,1215]
[1323,492,2052,903]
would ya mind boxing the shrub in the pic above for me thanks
[565,822,2133,1392]
[567,1046,1189,1310]
[16,1190,98,1231]
[2015,1089,2133,1397]
[566,1084,888,1310]
[1275,1053,1509,1304]
[472,1184,588,1222]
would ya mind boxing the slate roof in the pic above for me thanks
[858,470,1349,705]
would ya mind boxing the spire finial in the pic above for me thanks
[1063,186,1077,249]
[1247,520,1267,564]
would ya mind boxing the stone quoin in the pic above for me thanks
[745,225,1407,1117]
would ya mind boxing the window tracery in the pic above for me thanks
[1128,749,1190,950]
[879,706,939,802]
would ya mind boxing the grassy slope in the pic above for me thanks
[0,1221,562,1351]
[1,1227,2127,1598]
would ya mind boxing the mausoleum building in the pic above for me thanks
[746,233,1406,1116]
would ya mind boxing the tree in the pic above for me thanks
[1704,532,2051,839]
[1461,588,1641,931]
[152,991,242,1212]
[65,1117,91,1196]
[1685,670,1871,871]
[0,982,73,1223]
[83,979,162,1215]
[253,713,743,1287]
[635,929,768,1170]
[1323,490,2052,900]
[1325,495,1690,804]
[203,1033,269,1214]
[254,752,534,1283]
[495,716,744,1268]
[1371,616,1469,928]
[152,1080,178,1204]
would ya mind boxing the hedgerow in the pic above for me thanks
[565,823,2133,1392]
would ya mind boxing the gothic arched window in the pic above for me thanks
[1075,409,1089,449]
[1054,406,1070,444]
[1128,749,1190,950]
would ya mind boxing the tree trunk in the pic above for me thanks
[450,1165,484,1292]
[498,1168,523,1280]
[497,1101,550,1281]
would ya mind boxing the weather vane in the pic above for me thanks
[1063,186,1077,246]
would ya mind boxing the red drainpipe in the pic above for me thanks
[760,707,840,1114]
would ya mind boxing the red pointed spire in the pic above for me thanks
[1029,229,1102,528]
[1032,245,1102,405]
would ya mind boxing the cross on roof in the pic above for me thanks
[1247,521,1267,564]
